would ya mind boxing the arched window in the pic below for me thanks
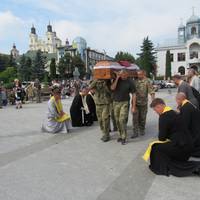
[191,65,198,72]
[191,27,197,35]
[178,66,185,75]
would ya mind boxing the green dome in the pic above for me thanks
[187,14,200,24]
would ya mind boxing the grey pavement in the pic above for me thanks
[0,89,199,200]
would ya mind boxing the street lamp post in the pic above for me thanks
[103,49,106,60]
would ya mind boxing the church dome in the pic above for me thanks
[72,36,87,49]
[31,25,36,34]
[178,23,185,29]
[73,37,87,45]
[47,23,52,32]
[187,14,200,24]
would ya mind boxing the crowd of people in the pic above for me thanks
[41,68,200,177]
[1,67,200,178]
[0,79,85,109]
[0,79,42,109]
[42,70,155,143]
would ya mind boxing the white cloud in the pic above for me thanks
[0,11,24,37]
[1,0,200,56]
[0,11,30,54]
[51,12,180,56]
[54,20,83,44]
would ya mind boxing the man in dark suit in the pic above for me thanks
[173,74,198,108]
[148,98,200,177]
[176,92,200,157]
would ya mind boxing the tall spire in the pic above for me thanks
[31,24,36,34]
[47,21,52,32]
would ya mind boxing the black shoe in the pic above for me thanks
[121,139,126,145]
[102,137,110,142]
[140,130,145,136]
[117,138,122,142]
[101,136,110,142]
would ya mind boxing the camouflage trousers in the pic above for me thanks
[113,101,129,140]
[96,104,110,138]
[132,104,148,133]
[109,102,117,131]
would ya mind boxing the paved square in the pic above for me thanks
[0,89,199,200]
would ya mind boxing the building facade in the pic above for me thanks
[57,37,113,73]
[156,11,200,77]
[29,24,62,54]
[28,24,113,75]
[10,43,19,59]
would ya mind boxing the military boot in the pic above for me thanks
[131,129,139,139]
[101,135,110,142]
[140,128,146,136]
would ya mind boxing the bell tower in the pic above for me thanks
[46,22,55,53]
[178,19,186,44]
[29,25,38,51]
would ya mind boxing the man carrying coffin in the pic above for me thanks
[89,79,111,142]
[111,69,136,145]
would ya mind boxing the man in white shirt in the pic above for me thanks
[188,68,200,93]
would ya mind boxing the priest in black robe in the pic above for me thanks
[147,98,200,177]
[70,86,94,127]
[87,90,98,122]
[176,92,200,157]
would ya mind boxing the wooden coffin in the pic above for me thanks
[93,68,114,80]
[93,61,139,80]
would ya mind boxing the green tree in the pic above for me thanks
[71,55,85,78]
[49,58,57,80]
[115,51,135,63]
[32,50,46,81]
[137,37,157,77]
[165,50,171,79]
[18,54,32,81]
[0,54,10,72]
[0,67,17,83]
[58,53,72,79]
[25,57,32,80]
[8,53,16,67]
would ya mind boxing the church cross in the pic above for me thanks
[192,6,195,15]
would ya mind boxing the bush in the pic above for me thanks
[3,82,14,89]
[0,67,17,83]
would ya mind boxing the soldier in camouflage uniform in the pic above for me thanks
[132,70,155,138]
[110,93,117,132]
[111,70,136,145]
[90,80,111,142]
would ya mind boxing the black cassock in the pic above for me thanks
[179,102,200,157]
[150,110,200,177]
[70,94,94,127]
[87,93,98,122]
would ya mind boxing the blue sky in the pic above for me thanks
[0,0,200,57]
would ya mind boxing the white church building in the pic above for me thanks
[156,11,200,77]
[29,23,62,54]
